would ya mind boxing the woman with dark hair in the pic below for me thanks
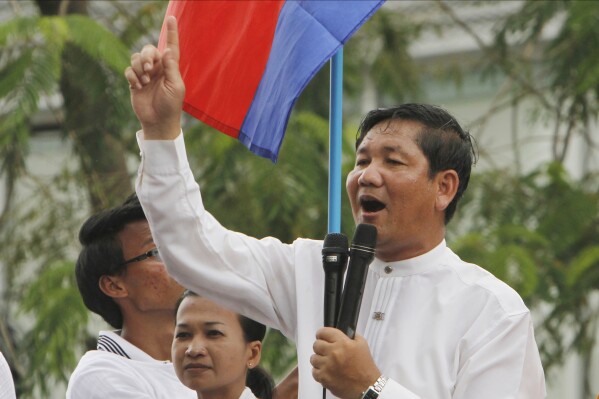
[172,291,274,399]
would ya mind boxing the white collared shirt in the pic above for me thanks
[66,331,196,399]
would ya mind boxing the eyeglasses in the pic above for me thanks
[122,248,161,266]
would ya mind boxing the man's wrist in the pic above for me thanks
[141,122,181,140]
[359,375,388,399]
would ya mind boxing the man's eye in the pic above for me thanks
[356,159,369,166]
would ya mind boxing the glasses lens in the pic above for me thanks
[122,248,161,266]
[151,248,161,262]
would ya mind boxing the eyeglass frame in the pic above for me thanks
[121,248,161,266]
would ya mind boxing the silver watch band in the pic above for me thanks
[360,375,388,399]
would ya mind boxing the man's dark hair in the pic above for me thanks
[355,103,477,224]
[75,193,146,329]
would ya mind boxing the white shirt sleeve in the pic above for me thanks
[0,352,16,399]
[136,131,299,337]
[378,311,545,399]
[450,311,545,398]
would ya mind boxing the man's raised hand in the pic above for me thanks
[125,15,185,140]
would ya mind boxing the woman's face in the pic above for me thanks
[172,296,261,399]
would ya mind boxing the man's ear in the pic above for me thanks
[435,169,459,212]
[99,275,128,299]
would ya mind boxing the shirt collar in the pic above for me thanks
[97,330,170,363]
[370,239,447,277]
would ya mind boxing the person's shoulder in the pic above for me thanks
[292,237,323,248]
[67,351,150,397]
[239,386,258,399]
[444,248,528,316]
[70,348,184,379]
[69,350,143,381]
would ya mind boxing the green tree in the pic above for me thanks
[436,0,599,169]
[491,0,599,165]
[0,0,167,396]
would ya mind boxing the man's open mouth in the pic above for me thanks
[360,198,385,213]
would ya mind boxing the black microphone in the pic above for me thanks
[336,223,377,339]
[322,233,349,327]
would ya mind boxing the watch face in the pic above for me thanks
[362,389,379,399]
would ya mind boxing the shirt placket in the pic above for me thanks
[364,268,397,357]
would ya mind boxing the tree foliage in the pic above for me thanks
[0,1,165,396]
[440,0,599,166]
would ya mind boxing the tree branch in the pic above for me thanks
[435,0,554,111]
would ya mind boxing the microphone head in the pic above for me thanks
[351,223,377,252]
[322,232,349,255]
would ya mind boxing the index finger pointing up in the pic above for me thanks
[165,15,180,62]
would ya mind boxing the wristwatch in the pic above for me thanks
[360,376,388,399]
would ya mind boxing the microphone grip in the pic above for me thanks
[324,272,342,327]
[336,254,370,339]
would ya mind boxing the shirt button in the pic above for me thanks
[373,312,385,320]
[384,265,393,274]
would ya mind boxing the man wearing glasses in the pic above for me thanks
[67,194,299,398]
[66,193,195,398]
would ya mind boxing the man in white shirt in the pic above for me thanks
[67,193,298,399]
[66,193,196,398]
[126,16,546,399]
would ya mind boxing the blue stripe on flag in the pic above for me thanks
[239,0,385,162]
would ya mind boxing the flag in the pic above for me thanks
[159,0,384,162]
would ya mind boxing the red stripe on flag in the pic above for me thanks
[160,1,285,138]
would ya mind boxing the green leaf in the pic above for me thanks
[0,16,39,48]
[19,260,89,396]
[0,49,34,99]
[567,246,599,287]
[65,14,130,72]
[492,244,539,299]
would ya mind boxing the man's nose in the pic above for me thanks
[358,162,383,186]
